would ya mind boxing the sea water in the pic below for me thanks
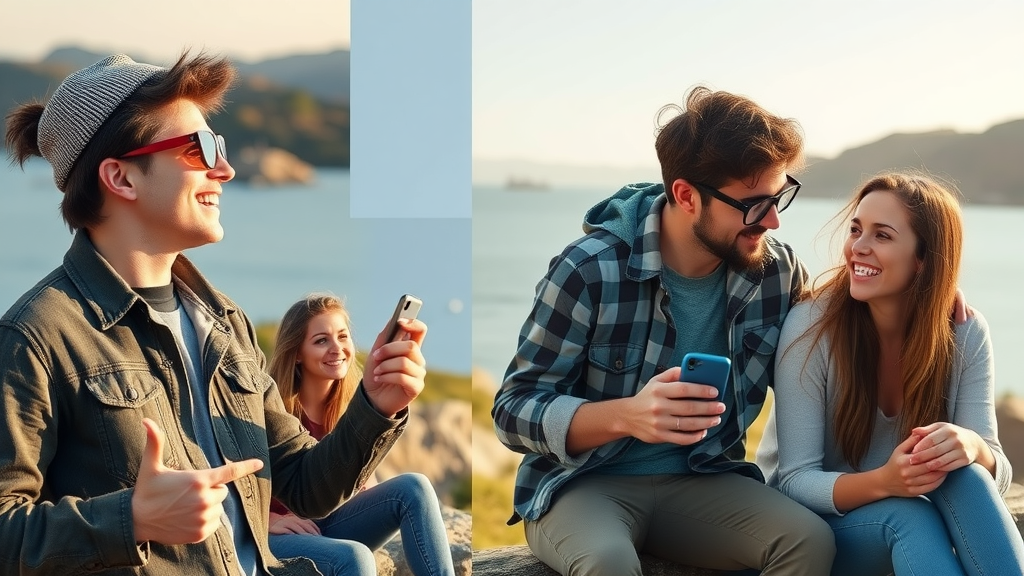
[473,185,1024,397]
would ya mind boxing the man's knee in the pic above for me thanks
[775,504,836,566]
[562,539,642,576]
[527,519,643,576]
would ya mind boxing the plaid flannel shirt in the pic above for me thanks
[492,184,809,523]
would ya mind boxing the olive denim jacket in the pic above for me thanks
[0,233,405,575]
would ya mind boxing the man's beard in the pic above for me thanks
[693,209,768,273]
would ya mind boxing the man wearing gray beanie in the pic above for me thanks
[1,53,428,575]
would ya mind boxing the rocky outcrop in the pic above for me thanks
[376,400,472,507]
[997,396,1024,483]
[472,368,522,479]
[472,484,1024,576]
[376,506,471,576]
[232,146,315,186]
[472,421,521,479]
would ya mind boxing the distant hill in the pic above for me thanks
[39,46,350,104]
[2,46,349,167]
[235,50,349,105]
[474,119,1024,206]
[41,46,144,71]
[798,120,1024,205]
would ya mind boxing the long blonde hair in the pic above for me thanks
[269,293,362,434]
[805,172,963,467]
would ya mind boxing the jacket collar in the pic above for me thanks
[62,232,234,330]
[624,192,667,283]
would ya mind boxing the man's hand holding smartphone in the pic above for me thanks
[623,360,728,447]
[362,295,428,418]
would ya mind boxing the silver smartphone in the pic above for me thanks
[384,294,423,342]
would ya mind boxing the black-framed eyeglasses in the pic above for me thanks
[120,130,227,170]
[691,174,802,225]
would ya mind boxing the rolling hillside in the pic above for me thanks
[475,120,1024,206]
[1,47,350,167]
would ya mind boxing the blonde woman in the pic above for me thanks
[267,294,454,576]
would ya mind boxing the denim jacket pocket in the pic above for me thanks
[83,368,178,483]
[215,358,273,455]
[221,356,273,395]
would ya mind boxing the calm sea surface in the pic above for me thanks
[0,161,470,373]
[473,185,1024,397]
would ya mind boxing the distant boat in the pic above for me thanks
[504,176,549,191]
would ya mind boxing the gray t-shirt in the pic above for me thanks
[140,285,260,576]
[755,300,1011,516]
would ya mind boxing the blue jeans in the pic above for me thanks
[269,473,455,576]
[825,464,1024,576]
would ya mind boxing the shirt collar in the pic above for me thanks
[62,232,234,330]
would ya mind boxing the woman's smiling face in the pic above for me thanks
[298,310,355,384]
[844,190,922,305]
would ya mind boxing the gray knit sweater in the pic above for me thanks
[756,301,1012,516]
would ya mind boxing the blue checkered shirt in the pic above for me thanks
[492,184,809,523]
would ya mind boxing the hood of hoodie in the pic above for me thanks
[583,182,665,243]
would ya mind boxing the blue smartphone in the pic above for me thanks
[680,353,731,401]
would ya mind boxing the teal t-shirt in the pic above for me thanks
[601,263,732,475]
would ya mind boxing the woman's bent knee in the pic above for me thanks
[392,473,439,502]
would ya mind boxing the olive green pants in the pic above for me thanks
[525,472,835,576]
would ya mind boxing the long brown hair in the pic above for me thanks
[804,172,963,467]
[268,293,362,434]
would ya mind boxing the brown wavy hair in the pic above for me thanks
[268,294,363,434]
[802,172,962,467]
[655,85,804,204]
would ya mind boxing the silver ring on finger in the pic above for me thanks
[675,417,680,431]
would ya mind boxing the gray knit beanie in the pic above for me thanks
[37,54,165,192]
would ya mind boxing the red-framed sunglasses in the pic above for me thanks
[120,130,227,170]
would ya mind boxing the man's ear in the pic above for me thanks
[670,179,699,214]
[97,158,139,201]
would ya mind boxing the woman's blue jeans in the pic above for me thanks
[269,473,455,576]
[825,464,1024,576]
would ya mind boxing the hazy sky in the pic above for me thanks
[474,0,1024,166]
[0,0,350,63]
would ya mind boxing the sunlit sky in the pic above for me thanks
[5,2,1022,166]
[0,0,349,63]
[474,0,1024,165]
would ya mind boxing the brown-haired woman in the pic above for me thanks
[756,172,1024,575]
